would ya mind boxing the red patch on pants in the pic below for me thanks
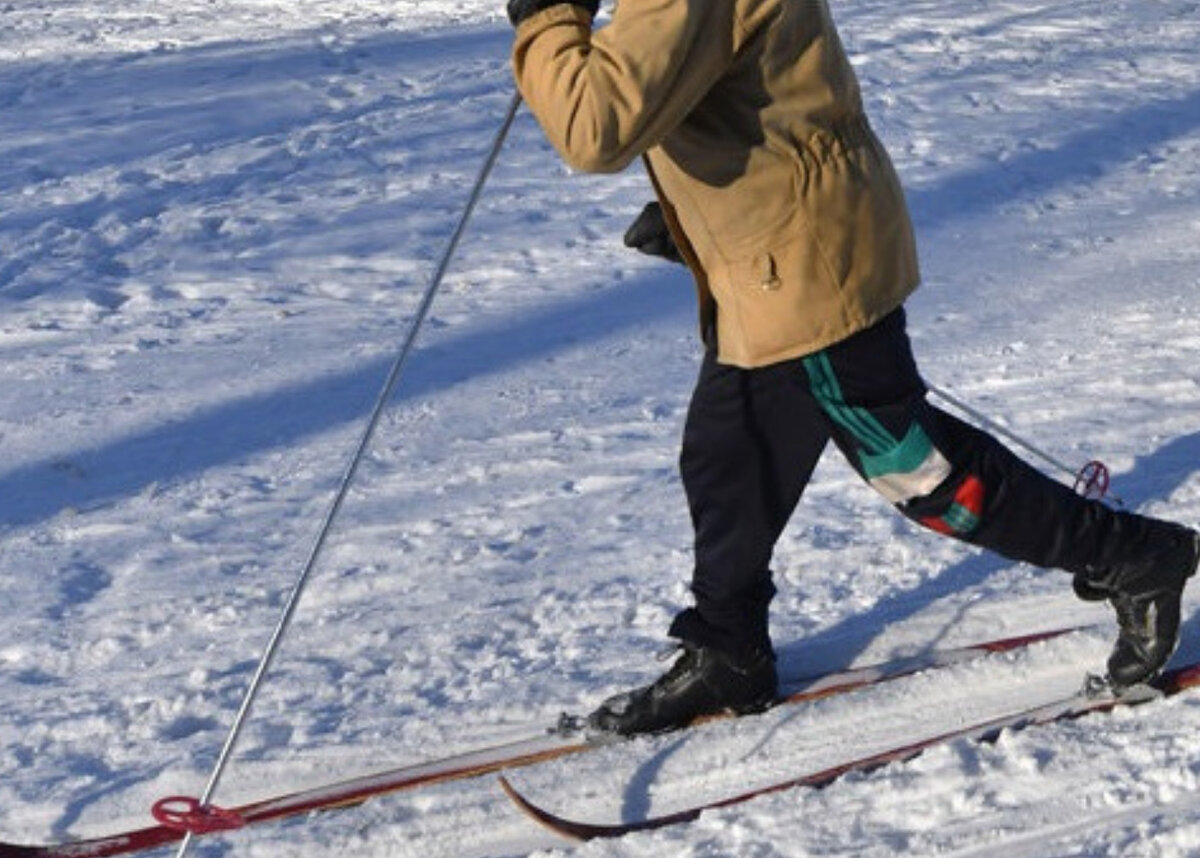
[920,474,985,536]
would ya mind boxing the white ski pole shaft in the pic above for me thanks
[927,383,1078,479]
[173,89,523,858]
[927,382,1123,505]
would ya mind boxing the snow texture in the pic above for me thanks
[1,0,1199,856]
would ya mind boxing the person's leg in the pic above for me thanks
[804,308,1198,688]
[588,346,830,735]
[672,346,831,656]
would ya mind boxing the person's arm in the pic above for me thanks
[510,0,738,172]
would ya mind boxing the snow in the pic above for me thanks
[1,0,1199,855]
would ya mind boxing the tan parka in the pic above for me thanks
[512,0,920,368]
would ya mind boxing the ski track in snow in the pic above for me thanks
[1,0,1199,856]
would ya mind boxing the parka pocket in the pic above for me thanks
[729,252,782,293]
[707,228,851,366]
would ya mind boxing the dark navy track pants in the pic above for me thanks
[670,308,1171,656]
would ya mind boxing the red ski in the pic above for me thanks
[500,660,1200,842]
[0,625,1085,858]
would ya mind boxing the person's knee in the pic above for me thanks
[901,471,986,538]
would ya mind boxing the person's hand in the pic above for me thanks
[623,202,684,264]
[507,0,599,27]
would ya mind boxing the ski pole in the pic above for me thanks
[927,382,1123,506]
[167,89,524,858]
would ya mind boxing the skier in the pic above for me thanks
[506,0,1199,735]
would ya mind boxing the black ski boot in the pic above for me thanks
[586,643,777,737]
[1077,525,1200,690]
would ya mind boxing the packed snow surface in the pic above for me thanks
[2,0,1200,856]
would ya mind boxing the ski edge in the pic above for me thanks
[0,736,591,858]
[0,624,1093,858]
[501,659,1200,843]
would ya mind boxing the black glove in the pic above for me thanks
[623,202,684,264]
[507,0,599,26]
